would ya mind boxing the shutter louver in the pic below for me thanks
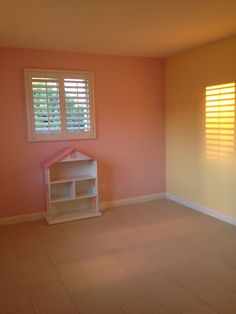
[64,78,91,133]
[31,77,61,133]
[205,83,235,159]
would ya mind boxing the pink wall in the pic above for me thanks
[0,48,165,218]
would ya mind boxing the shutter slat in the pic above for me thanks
[31,77,61,133]
[64,78,91,132]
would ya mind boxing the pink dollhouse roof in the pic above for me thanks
[42,147,75,168]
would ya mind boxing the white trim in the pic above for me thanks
[99,193,165,210]
[2,193,235,226]
[24,68,96,142]
[166,192,236,226]
[0,193,165,226]
[0,212,45,226]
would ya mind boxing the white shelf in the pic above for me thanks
[51,175,96,184]
[51,193,97,203]
[43,149,100,224]
[51,195,74,203]
[76,193,97,200]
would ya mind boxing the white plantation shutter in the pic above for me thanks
[205,83,235,159]
[25,69,95,141]
[31,77,61,133]
[64,77,91,132]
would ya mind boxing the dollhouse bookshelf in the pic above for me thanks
[42,148,101,224]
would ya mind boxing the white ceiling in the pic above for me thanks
[0,0,236,57]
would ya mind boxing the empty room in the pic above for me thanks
[0,0,236,313]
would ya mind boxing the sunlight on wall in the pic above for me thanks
[205,83,235,160]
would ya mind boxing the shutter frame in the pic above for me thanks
[24,69,96,142]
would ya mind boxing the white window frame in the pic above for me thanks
[24,69,96,142]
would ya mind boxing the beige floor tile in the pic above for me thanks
[113,243,167,276]
[0,249,19,276]
[218,251,236,269]
[0,274,32,313]
[19,254,59,286]
[28,281,77,314]
[187,278,236,314]
[6,223,37,240]
[55,260,95,295]
[19,253,52,270]
[197,239,236,269]
[142,246,206,274]
[178,233,206,246]
[56,254,131,295]
[137,272,203,313]
[113,237,207,277]
[183,305,217,313]
[97,230,133,251]
[157,237,197,253]
[33,224,68,243]
[14,236,45,259]
[179,228,227,246]
[172,246,208,263]
[12,309,35,314]
[121,224,169,246]
[113,245,163,276]
[108,278,155,305]
[0,234,14,251]
[167,263,208,285]
[72,235,108,260]
[154,218,200,238]
[84,254,131,287]
[152,250,186,271]
[197,238,236,256]
[72,289,123,314]
[107,279,170,313]
[192,257,236,292]
[43,239,82,265]
[23,266,60,286]
[119,297,170,314]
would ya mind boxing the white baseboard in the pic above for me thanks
[0,212,45,226]
[0,193,165,226]
[99,193,165,210]
[2,193,235,227]
[166,192,236,226]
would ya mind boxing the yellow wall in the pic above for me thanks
[166,35,236,217]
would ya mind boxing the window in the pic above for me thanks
[205,82,235,159]
[24,69,95,141]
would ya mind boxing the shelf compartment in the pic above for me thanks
[50,181,74,202]
[75,180,96,198]
[47,198,100,224]
[50,160,97,181]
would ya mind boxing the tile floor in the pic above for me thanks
[0,199,236,313]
